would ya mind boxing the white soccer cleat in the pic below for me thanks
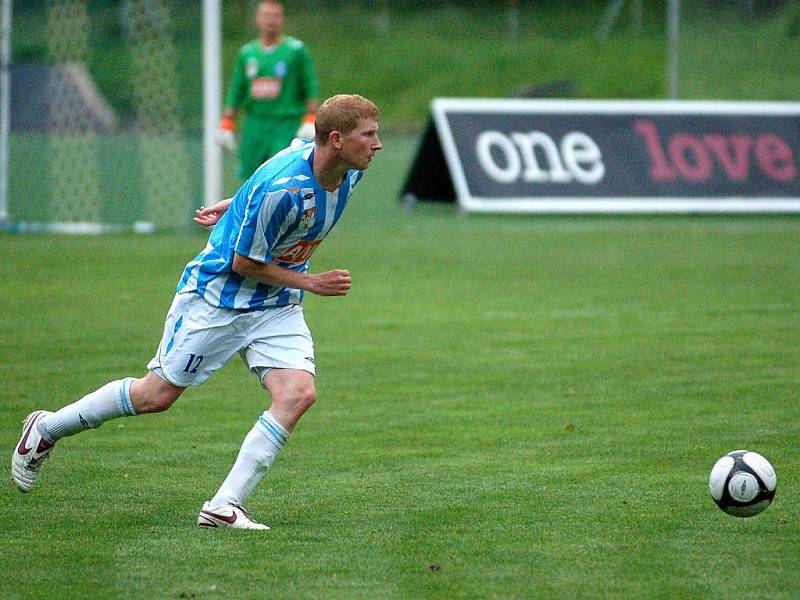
[197,502,270,530]
[11,410,55,493]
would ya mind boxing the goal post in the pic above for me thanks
[203,0,222,211]
[0,0,11,223]
[0,0,224,234]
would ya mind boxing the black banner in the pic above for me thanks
[402,99,800,213]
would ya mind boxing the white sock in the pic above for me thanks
[39,378,136,442]
[209,411,289,509]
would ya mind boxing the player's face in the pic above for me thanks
[339,119,382,171]
[256,4,284,39]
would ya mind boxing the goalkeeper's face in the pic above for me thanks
[256,3,285,39]
[339,119,382,171]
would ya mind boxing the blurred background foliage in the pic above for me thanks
[11,0,800,131]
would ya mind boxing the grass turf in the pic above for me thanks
[1,138,800,598]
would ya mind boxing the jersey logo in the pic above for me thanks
[302,191,316,211]
[276,240,321,264]
[275,61,287,77]
[251,77,282,99]
[299,207,317,229]
[246,58,259,78]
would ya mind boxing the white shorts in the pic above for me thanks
[147,292,315,387]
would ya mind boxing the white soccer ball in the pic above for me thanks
[709,450,776,517]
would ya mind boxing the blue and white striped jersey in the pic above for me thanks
[178,141,365,310]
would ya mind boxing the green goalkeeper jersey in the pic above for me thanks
[225,36,319,118]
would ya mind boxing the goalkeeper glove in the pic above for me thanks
[295,113,316,140]
[217,116,237,152]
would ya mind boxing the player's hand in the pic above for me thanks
[194,198,232,227]
[295,113,315,140]
[218,129,236,152]
[309,269,351,296]
[217,116,237,152]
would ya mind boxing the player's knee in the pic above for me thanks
[295,386,316,413]
[274,384,316,416]
[130,375,182,414]
[265,370,317,420]
[134,392,173,414]
[142,389,178,413]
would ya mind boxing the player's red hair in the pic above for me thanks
[315,95,380,145]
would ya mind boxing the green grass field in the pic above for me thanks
[1,132,800,598]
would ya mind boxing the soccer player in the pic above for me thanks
[218,0,320,181]
[12,94,382,530]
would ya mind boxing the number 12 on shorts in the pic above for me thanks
[183,354,204,374]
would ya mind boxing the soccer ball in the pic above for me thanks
[709,450,776,517]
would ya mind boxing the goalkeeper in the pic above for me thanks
[219,0,319,180]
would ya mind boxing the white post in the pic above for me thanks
[375,0,390,37]
[667,0,679,99]
[631,0,642,36]
[0,0,11,221]
[508,0,519,41]
[203,0,222,207]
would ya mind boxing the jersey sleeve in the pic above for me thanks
[233,185,299,263]
[296,43,320,102]
[224,49,249,110]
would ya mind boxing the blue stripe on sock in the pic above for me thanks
[258,414,288,447]
[114,383,126,416]
[120,378,135,415]
[257,417,280,445]
[267,414,289,443]
[258,416,287,446]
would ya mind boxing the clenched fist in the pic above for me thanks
[309,269,351,296]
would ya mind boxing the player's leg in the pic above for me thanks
[35,292,211,445]
[12,292,237,493]
[11,372,185,493]
[43,371,184,438]
[262,368,317,432]
[199,305,315,529]
[198,369,314,531]
[12,346,188,494]
[130,371,186,413]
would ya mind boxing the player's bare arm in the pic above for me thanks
[232,253,351,296]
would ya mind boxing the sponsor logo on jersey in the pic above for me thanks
[275,61,287,77]
[276,240,321,264]
[251,77,282,99]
